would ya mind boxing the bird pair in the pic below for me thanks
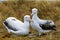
[3,8,56,36]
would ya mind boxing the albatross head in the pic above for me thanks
[31,8,38,16]
[24,15,32,22]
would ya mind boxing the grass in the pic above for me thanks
[0,0,60,40]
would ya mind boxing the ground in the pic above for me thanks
[0,0,60,40]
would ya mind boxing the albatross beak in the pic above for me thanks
[29,19,33,22]
[31,13,33,16]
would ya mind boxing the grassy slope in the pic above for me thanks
[0,0,60,40]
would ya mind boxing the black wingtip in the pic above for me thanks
[3,21,8,26]
[40,24,57,31]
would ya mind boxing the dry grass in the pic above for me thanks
[0,0,60,40]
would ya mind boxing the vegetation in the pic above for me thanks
[0,0,60,40]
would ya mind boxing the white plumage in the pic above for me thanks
[3,15,31,35]
[30,8,56,36]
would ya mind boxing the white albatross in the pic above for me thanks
[3,15,32,35]
[30,8,56,36]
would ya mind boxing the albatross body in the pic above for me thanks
[3,15,31,35]
[30,8,56,36]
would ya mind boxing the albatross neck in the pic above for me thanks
[24,20,29,26]
[24,20,30,31]
[32,13,39,20]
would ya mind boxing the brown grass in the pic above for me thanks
[0,0,60,40]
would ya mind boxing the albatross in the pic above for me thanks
[3,15,32,35]
[30,8,56,36]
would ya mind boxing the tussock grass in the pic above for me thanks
[0,0,60,40]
